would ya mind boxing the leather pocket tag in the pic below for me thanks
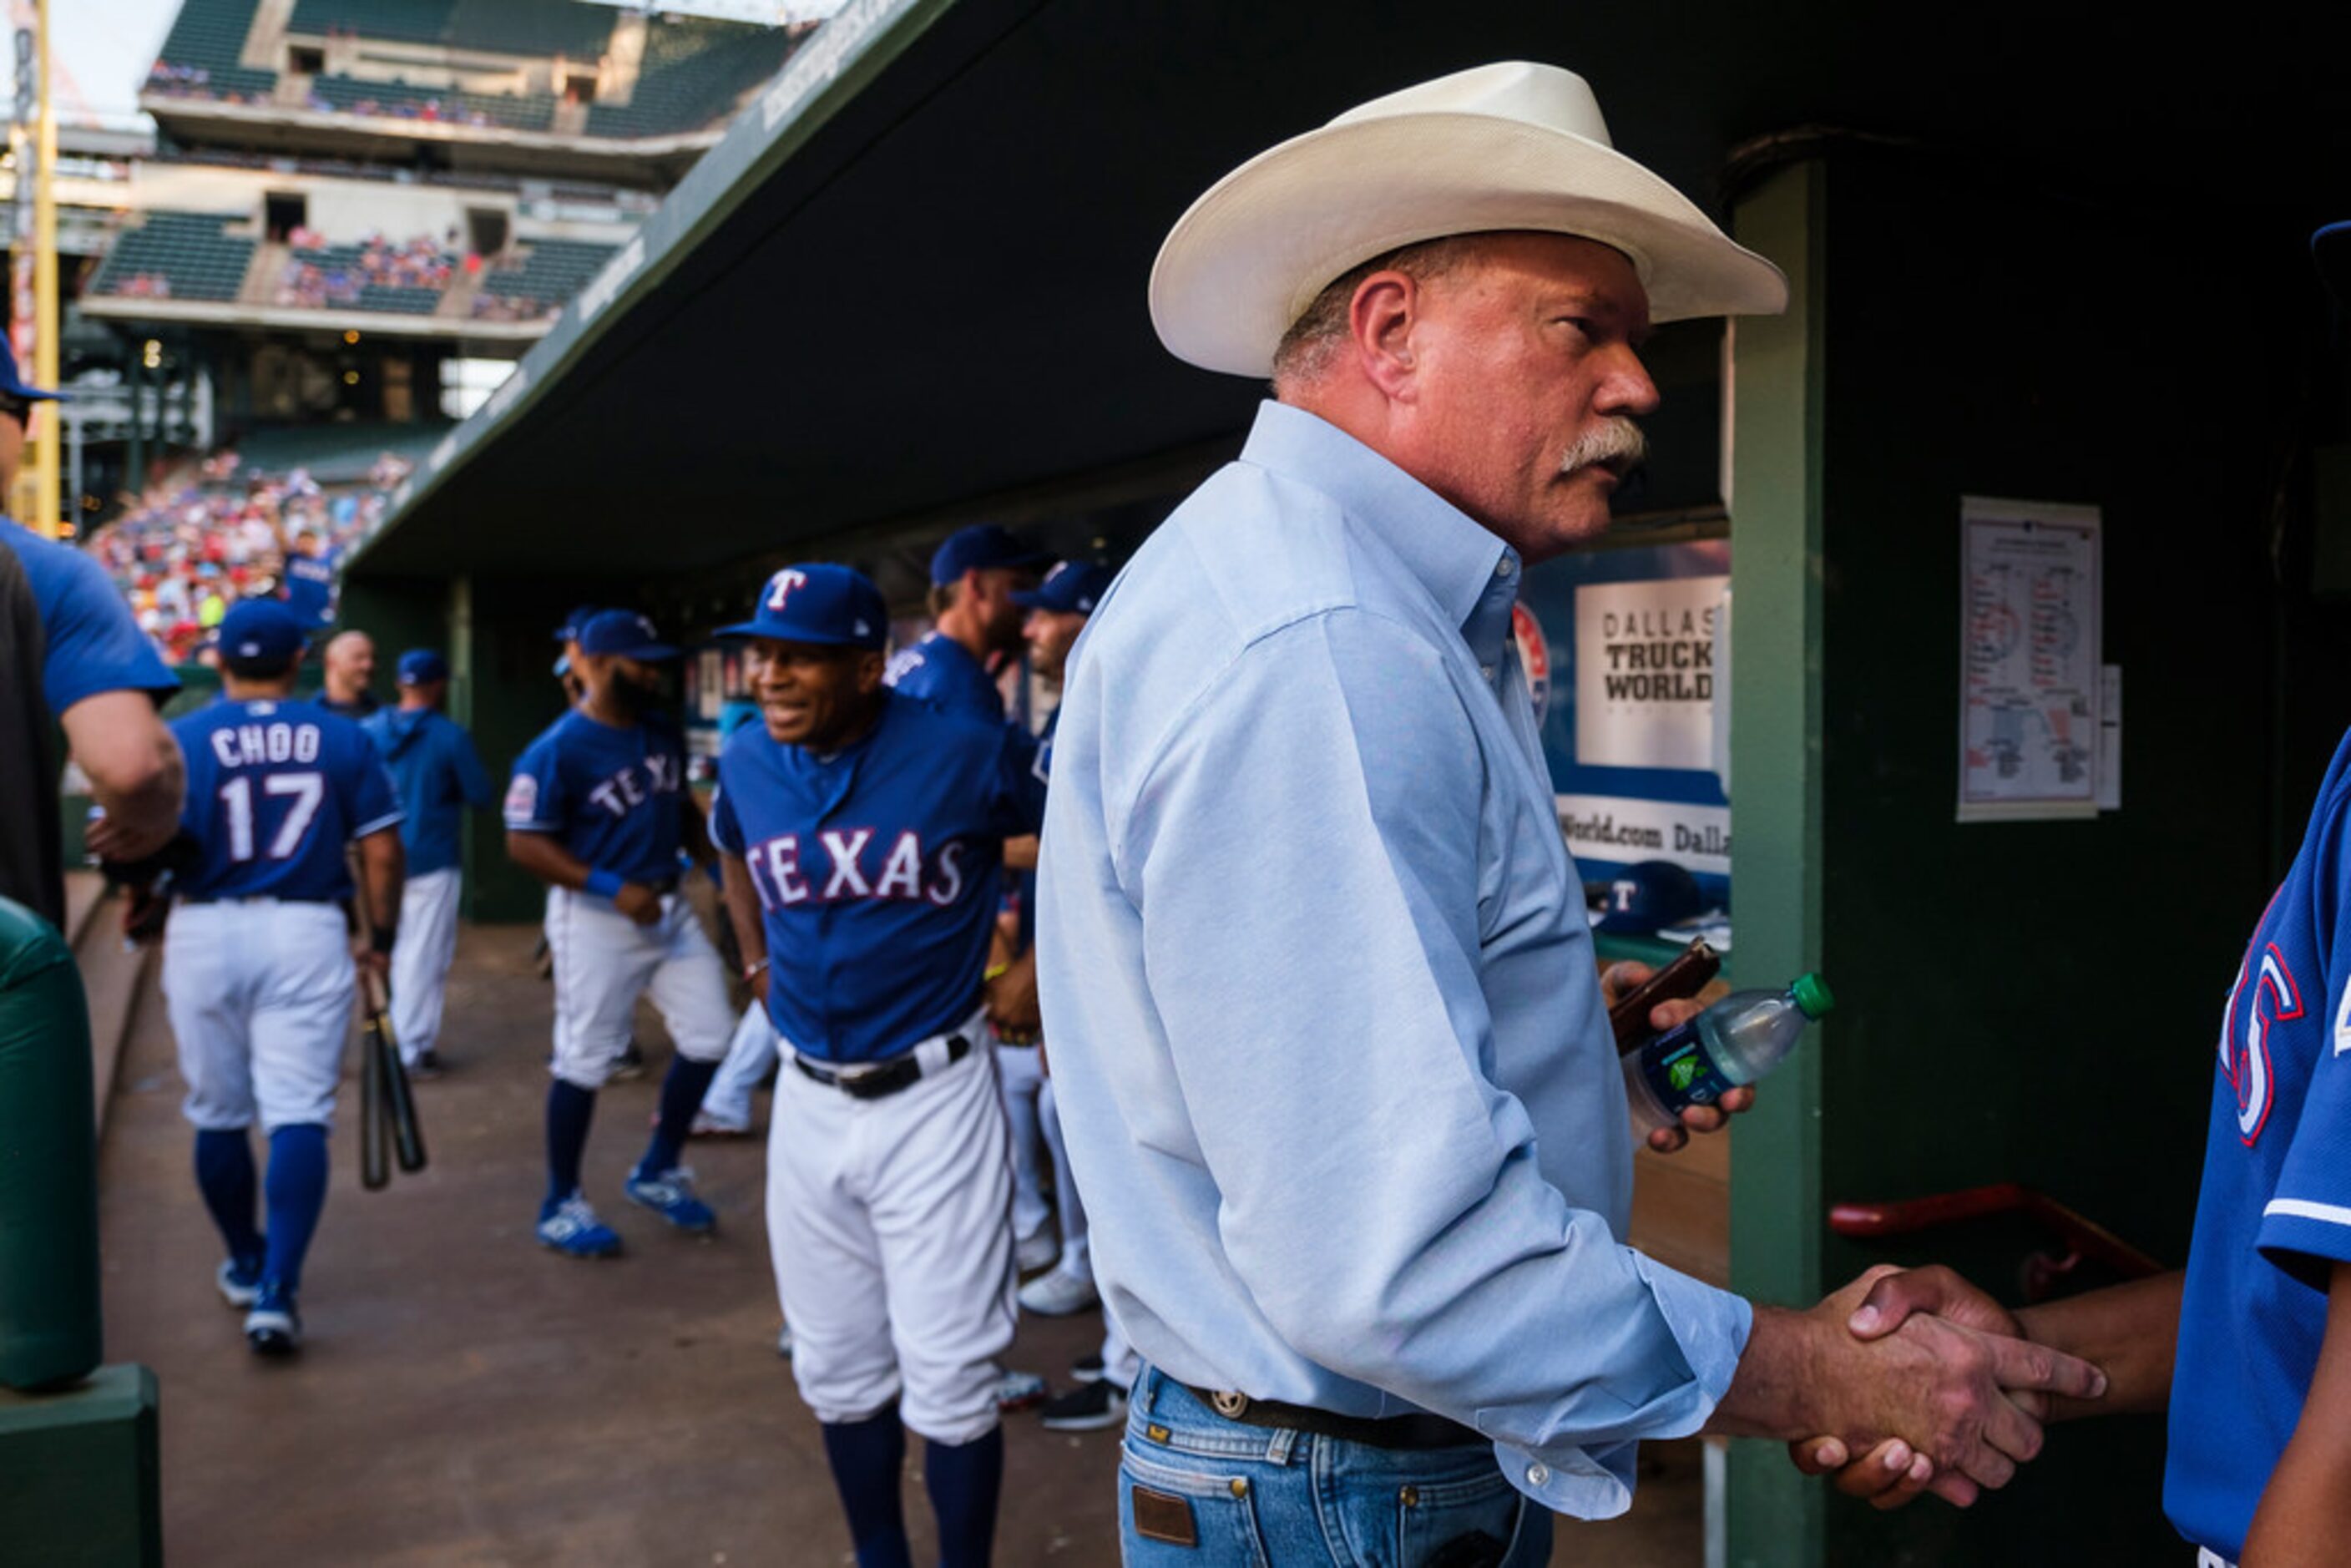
[1131,1485,1198,1547]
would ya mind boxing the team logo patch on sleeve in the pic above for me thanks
[504,775,539,822]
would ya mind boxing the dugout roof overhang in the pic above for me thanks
[348,0,2351,585]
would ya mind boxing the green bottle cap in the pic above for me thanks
[1791,973,1835,1019]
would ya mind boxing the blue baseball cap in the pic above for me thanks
[577,609,679,660]
[553,604,601,644]
[216,599,308,665]
[2316,222,2351,305]
[718,564,887,649]
[397,649,450,685]
[1593,859,1706,936]
[929,524,1051,587]
[0,337,58,403]
[1011,559,1114,615]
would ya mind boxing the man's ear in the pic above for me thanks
[856,650,887,693]
[1350,270,1423,401]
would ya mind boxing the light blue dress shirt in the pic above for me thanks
[1035,401,1752,1517]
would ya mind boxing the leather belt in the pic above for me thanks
[1185,1386,1482,1451]
[792,1035,971,1100]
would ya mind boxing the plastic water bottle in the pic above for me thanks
[1624,973,1834,1135]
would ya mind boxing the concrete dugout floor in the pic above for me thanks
[96,924,1696,1565]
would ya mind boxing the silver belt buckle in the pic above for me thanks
[1210,1390,1251,1419]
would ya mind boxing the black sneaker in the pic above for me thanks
[1040,1380,1127,1432]
[407,1050,445,1081]
[610,1041,647,1082]
[1070,1352,1105,1383]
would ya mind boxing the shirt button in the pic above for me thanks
[1481,665,1497,680]
[1525,1462,1550,1487]
[1494,557,1517,579]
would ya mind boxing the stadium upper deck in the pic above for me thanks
[139,0,812,185]
[83,1,805,344]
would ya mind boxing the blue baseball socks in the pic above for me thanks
[635,1055,720,1181]
[194,1127,263,1273]
[822,1410,912,1568]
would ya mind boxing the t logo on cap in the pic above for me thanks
[766,569,811,611]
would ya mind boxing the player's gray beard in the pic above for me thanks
[1559,418,1648,479]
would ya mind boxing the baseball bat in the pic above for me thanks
[366,969,428,1174]
[361,1007,391,1191]
[1609,938,1722,1055]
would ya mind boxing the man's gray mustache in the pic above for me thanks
[1560,419,1648,475]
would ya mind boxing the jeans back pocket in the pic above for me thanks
[1120,1442,1273,1567]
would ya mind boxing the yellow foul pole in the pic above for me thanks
[9,0,56,536]
[30,0,53,537]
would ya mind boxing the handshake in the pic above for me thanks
[1713,1262,2114,1509]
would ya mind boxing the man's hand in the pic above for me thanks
[1711,1266,2108,1503]
[614,882,662,925]
[356,947,391,985]
[1790,1267,2036,1508]
[1601,959,1756,1154]
[988,948,1042,1043]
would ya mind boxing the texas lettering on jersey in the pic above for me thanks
[740,827,968,910]
[2220,888,2297,1146]
[586,751,683,817]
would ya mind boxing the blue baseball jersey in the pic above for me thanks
[504,709,688,888]
[2167,726,2351,1556]
[170,698,403,902]
[710,690,1047,1063]
[883,629,1004,721]
[362,706,493,876]
[281,546,340,628]
[1,518,178,715]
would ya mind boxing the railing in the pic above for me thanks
[1830,1182,2164,1302]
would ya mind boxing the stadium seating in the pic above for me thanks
[281,237,457,314]
[306,73,558,133]
[585,16,798,138]
[286,0,614,61]
[147,0,279,102]
[476,238,619,317]
[88,211,257,303]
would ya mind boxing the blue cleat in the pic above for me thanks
[624,1166,716,1234]
[244,1281,301,1356]
[215,1256,264,1309]
[538,1191,623,1258]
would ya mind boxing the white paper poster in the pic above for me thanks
[1957,498,2102,822]
[1574,575,1728,771]
[1555,794,1732,878]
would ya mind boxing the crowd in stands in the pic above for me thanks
[301,83,515,129]
[275,233,458,310]
[469,289,551,322]
[106,273,176,300]
[91,448,412,666]
[144,62,274,105]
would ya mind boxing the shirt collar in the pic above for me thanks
[1239,400,1518,637]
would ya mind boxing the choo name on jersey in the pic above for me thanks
[740,827,973,911]
[209,719,325,768]
[585,752,684,817]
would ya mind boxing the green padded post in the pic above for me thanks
[0,895,101,1389]
[0,1364,162,1565]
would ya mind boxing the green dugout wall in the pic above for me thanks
[1727,151,2335,1563]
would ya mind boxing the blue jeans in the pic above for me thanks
[1118,1367,1552,1566]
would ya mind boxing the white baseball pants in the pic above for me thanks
[544,886,734,1089]
[766,1013,1018,1445]
[164,900,355,1132]
[998,1039,1050,1243]
[389,866,462,1065]
[700,999,781,1128]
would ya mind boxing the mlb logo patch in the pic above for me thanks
[504,775,538,821]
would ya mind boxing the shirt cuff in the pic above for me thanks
[1495,1256,1752,1520]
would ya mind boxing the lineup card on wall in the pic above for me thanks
[1957,497,2103,822]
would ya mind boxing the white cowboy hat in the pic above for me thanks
[1150,62,1789,377]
